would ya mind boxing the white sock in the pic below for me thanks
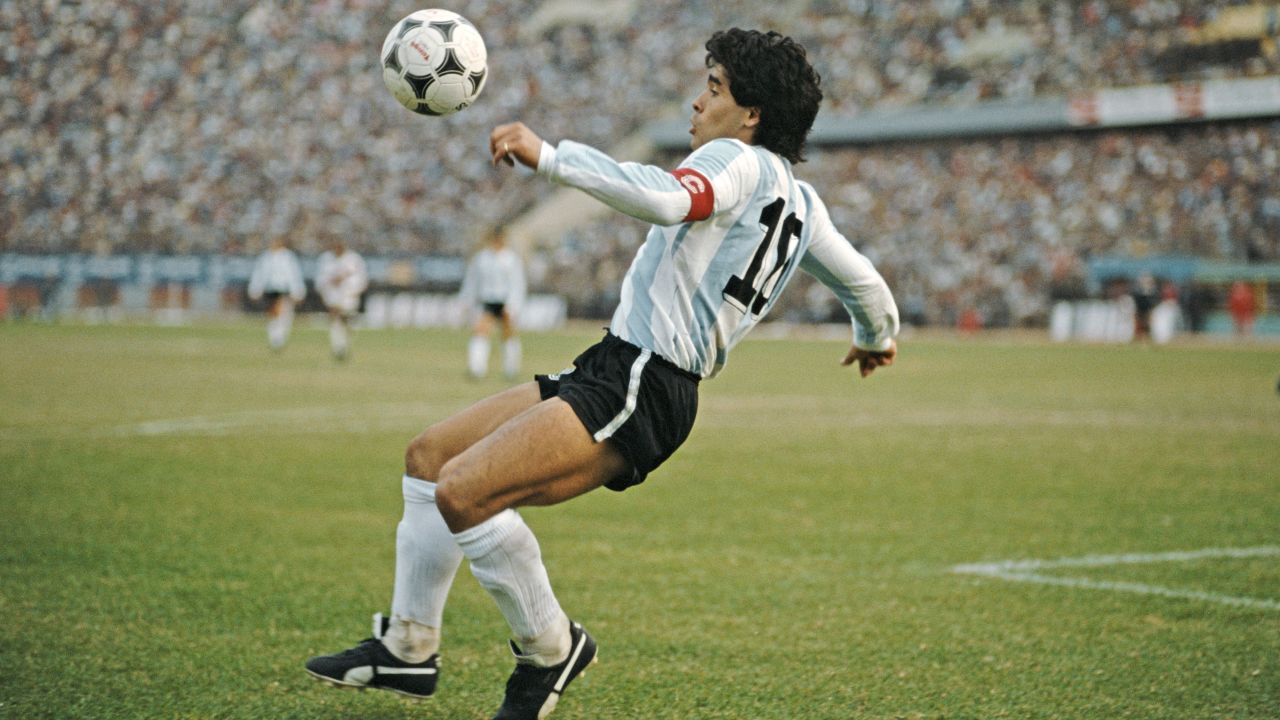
[386,476,463,662]
[267,316,285,349]
[468,335,490,377]
[279,304,294,344]
[454,510,571,667]
[329,319,349,357]
[503,338,522,379]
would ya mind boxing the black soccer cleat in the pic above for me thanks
[305,612,439,700]
[492,620,597,720]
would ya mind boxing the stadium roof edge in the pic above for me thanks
[647,76,1280,148]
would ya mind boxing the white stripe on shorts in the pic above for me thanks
[593,349,651,442]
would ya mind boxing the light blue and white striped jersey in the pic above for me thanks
[538,137,898,379]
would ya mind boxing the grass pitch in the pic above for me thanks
[1,320,1277,719]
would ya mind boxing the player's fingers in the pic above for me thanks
[840,347,859,366]
[489,125,515,164]
[491,139,510,167]
[492,134,522,167]
[488,126,507,154]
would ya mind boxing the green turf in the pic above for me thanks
[1,321,1277,719]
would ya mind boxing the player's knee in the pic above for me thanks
[404,425,449,481]
[432,463,484,529]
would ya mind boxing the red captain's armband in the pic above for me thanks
[671,168,714,222]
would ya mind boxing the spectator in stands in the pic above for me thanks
[1131,273,1160,341]
[1228,280,1258,336]
[1150,280,1183,344]
[4,0,1276,260]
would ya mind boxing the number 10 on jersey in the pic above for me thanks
[723,197,803,317]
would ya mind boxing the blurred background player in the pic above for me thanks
[458,229,526,379]
[315,237,369,361]
[247,236,306,352]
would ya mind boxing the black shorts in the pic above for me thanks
[536,332,699,492]
[482,302,506,319]
[261,291,285,303]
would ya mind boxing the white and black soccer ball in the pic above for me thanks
[381,9,487,116]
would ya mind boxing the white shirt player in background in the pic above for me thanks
[247,236,306,352]
[315,238,369,361]
[458,229,526,379]
[306,29,899,719]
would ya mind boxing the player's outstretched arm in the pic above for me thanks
[842,340,897,378]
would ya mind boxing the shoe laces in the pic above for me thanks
[333,637,382,659]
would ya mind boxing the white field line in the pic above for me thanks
[952,546,1280,610]
[101,402,444,438]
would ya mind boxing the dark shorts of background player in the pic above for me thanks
[536,332,699,492]
[482,302,506,319]
[261,291,285,303]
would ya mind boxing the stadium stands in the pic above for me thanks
[1,0,1276,327]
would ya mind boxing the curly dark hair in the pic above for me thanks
[705,28,823,164]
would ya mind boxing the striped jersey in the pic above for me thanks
[537,137,898,379]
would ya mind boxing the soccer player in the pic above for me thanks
[315,237,369,361]
[305,28,899,720]
[459,229,526,379]
[246,236,306,352]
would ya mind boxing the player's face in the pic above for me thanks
[689,64,758,150]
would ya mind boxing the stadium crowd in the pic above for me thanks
[2,0,1276,324]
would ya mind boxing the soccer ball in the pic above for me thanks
[381,9,488,116]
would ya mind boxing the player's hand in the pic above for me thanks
[841,340,897,378]
[490,122,542,168]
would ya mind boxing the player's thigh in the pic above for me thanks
[472,312,494,335]
[435,397,627,529]
[404,382,542,479]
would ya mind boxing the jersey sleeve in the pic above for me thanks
[797,185,900,351]
[537,138,753,226]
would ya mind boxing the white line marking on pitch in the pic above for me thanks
[102,402,446,438]
[952,546,1280,610]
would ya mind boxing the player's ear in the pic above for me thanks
[742,106,761,130]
